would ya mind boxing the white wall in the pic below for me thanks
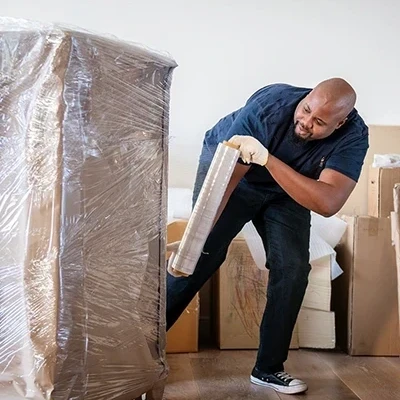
[3,0,400,188]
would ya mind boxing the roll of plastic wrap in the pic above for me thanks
[170,141,240,276]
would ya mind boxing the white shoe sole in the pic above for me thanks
[250,375,308,395]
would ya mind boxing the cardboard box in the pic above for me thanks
[368,166,400,217]
[333,216,400,356]
[301,255,331,312]
[166,221,199,353]
[215,238,300,350]
[166,295,199,353]
[391,184,400,337]
[337,126,400,216]
[298,308,335,349]
[215,238,334,349]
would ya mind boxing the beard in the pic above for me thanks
[290,121,312,144]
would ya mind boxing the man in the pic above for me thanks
[166,78,368,395]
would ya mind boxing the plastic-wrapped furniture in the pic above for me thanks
[0,18,176,400]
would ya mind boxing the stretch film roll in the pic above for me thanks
[170,142,240,276]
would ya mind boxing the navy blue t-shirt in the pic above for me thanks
[202,84,369,188]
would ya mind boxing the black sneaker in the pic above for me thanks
[250,367,308,394]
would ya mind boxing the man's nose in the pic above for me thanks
[302,114,313,129]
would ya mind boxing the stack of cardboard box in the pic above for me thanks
[333,166,400,356]
[166,220,340,352]
[215,237,336,350]
[166,163,400,356]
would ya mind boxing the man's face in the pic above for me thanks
[293,91,347,141]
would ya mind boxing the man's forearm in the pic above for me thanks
[265,155,340,217]
[212,185,235,228]
[227,135,356,217]
[212,163,251,227]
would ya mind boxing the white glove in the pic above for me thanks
[166,240,187,278]
[228,135,269,166]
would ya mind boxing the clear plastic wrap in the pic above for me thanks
[169,142,240,276]
[0,17,177,400]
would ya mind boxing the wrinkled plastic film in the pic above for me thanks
[170,143,240,276]
[0,17,176,400]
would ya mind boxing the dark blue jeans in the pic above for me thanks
[167,152,311,373]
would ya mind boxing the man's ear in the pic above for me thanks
[336,118,347,130]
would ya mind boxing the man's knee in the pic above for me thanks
[268,251,310,273]
[267,256,311,289]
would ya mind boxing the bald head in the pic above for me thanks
[313,78,357,120]
[293,78,357,141]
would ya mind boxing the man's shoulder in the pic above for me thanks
[246,83,310,123]
[247,83,311,106]
[342,109,369,139]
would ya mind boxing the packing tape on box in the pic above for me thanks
[170,141,240,276]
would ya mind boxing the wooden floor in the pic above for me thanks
[164,348,400,400]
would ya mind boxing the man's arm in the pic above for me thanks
[228,135,357,217]
[265,155,356,217]
[212,162,250,226]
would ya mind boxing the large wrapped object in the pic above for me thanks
[0,18,177,400]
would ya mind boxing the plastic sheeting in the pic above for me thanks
[0,17,176,400]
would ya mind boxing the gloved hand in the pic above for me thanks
[166,240,187,277]
[228,135,269,166]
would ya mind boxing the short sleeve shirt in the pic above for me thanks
[202,83,369,187]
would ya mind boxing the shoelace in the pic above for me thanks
[275,372,294,382]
